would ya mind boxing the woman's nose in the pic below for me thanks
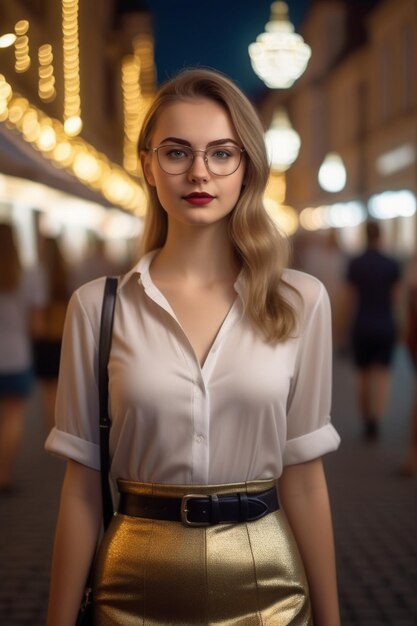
[187,153,210,181]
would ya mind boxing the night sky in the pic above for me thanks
[121,0,311,101]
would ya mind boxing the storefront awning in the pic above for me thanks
[0,125,114,207]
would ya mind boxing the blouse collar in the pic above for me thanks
[119,249,245,298]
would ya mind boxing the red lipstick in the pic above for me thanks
[183,192,214,206]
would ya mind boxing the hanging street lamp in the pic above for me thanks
[248,1,311,89]
[263,107,300,235]
[264,106,301,172]
[318,152,347,193]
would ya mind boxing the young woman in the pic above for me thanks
[46,68,341,626]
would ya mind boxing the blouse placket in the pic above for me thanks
[139,268,244,483]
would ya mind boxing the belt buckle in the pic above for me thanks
[181,494,211,527]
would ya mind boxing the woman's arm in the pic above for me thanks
[47,460,102,626]
[278,458,340,626]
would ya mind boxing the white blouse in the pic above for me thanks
[45,250,340,484]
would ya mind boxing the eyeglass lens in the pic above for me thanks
[156,145,242,175]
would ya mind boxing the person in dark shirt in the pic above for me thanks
[345,220,401,440]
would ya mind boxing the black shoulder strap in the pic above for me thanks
[98,276,118,530]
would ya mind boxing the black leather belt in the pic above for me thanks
[118,488,279,527]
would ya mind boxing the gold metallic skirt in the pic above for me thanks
[92,479,312,625]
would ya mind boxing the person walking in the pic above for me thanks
[344,220,401,440]
[0,223,46,492]
[32,236,70,432]
[46,68,341,626]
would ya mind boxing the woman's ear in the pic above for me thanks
[140,153,156,186]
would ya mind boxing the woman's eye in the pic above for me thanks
[212,149,232,159]
[166,148,188,159]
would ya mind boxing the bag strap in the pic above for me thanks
[98,276,118,530]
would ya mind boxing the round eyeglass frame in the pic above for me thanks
[150,145,245,176]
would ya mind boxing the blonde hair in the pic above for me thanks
[0,223,22,292]
[137,68,299,343]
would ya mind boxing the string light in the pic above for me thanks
[122,34,156,175]
[38,44,56,102]
[14,35,31,73]
[36,123,57,152]
[62,0,82,135]
[0,74,12,121]
[122,55,142,175]
[0,9,158,216]
[0,78,146,214]
[15,21,29,36]
[14,19,30,72]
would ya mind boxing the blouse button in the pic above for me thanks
[195,434,204,443]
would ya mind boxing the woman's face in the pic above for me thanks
[142,98,246,229]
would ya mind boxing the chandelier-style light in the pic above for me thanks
[248,1,311,89]
[263,108,300,235]
[318,152,347,193]
[264,107,300,172]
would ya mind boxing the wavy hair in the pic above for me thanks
[137,68,299,343]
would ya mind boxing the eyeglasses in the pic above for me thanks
[151,144,245,176]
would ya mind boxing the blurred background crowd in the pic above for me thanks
[0,0,416,624]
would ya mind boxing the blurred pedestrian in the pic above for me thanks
[0,223,46,492]
[32,236,70,432]
[343,220,401,440]
[68,233,119,294]
[400,254,417,475]
[299,229,347,349]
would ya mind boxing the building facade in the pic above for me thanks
[0,0,155,262]
[261,0,417,255]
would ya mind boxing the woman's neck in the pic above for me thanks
[151,223,240,286]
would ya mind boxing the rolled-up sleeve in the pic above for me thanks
[45,281,104,470]
[283,280,340,465]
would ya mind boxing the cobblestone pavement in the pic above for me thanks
[326,347,417,625]
[0,347,416,625]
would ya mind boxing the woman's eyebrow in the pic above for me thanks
[207,138,240,147]
[159,137,240,147]
[159,137,191,146]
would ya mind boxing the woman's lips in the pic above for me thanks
[183,193,214,206]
